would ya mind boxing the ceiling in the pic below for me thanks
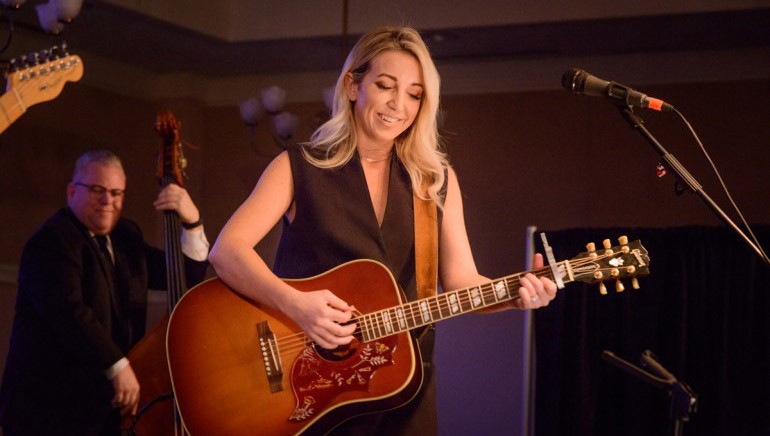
[4,2,770,77]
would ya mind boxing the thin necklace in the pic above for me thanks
[360,149,393,164]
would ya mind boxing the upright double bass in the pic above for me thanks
[123,110,191,435]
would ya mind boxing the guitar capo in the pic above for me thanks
[540,233,565,289]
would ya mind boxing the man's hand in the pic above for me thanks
[111,363,140,416]
[154,183,201,227]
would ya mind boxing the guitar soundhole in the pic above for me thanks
[311,318,364,362]
[313,338,360,362]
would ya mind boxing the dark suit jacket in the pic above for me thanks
[0,207,208,435]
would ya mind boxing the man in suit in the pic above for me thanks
[0,150,210,435]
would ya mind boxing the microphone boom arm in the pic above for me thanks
[616,105,770,265]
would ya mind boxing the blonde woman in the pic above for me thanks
[210,25,557,434]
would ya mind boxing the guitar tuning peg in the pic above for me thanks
[619,235,631,253]
[8,58,18,72]
[586,242,597,258]
[61,41,70,56]
[632,278,640,290]
[603,239,614,255]
[39,48,51,63]
[598,282,608,295]
[615,280,625,293]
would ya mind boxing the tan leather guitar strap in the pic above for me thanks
[413,190,439,300]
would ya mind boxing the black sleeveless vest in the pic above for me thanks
[274,145,433,301]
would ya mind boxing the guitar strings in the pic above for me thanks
[271,269,544,355]
[270,253,626,357]
[162,179,187,306]
[271,253,626,355]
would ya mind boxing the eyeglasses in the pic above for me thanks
[74,182,126,198]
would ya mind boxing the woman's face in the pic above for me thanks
[346,50,424,149]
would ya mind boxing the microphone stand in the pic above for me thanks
[602,350,697,436]
[616,104,770,265]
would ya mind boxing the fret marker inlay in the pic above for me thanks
[419,301,431,323]
[448,293,460,313]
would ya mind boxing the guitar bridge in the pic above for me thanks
[257,321,284,393]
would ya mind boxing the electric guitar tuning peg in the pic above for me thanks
[615,280,625,293]
[599,282,608,295]
[632,278,640,289]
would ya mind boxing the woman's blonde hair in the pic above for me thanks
[302,25,447,207]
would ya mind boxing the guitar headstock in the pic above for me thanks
[155,109,186,187]
[5,45,83,107]
[567,236,650,294]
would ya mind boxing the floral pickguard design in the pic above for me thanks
[288,337,397,422]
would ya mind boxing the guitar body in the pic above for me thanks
[167,259,423,435]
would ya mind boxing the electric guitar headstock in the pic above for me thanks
[154,109,186,187]
[5,44,83,108]
[562,236,651,294]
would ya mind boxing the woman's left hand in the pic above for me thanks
[515,253,558,309]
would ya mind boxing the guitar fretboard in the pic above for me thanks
[357,264,566,342]
[161,174,187,308]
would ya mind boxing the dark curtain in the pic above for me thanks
[534,225,770,436]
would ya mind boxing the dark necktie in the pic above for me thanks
[96,234,129,347]
[95,234,113,265]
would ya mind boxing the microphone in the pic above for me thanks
[561,68,674,112]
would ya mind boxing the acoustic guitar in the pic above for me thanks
[1,45,83,134]
[167,237,650,435]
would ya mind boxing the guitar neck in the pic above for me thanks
[0,89,27,134]
[357,262,572,342]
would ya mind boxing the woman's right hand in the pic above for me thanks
[282,289,358,349]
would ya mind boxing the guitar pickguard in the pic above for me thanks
[288,337,398,422]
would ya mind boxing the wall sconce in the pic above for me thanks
[0,0,83,53]
[52,0,84,22]
[239,85,300,156]
[238,96,262,152]
[239,96,262,126]
[35,0,83,34]
[271,111,298,144]
[35,2,65,34]
[260,85,286,115]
